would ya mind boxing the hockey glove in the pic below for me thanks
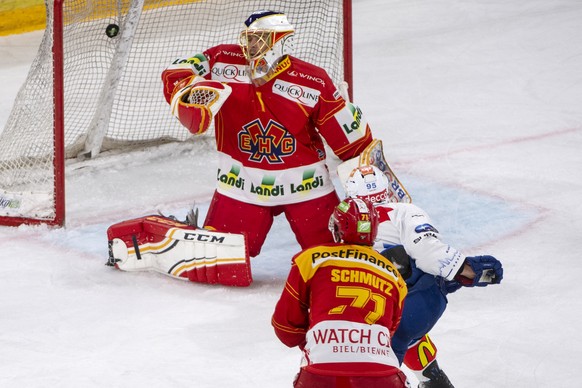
[441,278,463,294]
[455,255,503,287]
[169,75,232,134]
[381,245,412,280]
[162,62,198,104]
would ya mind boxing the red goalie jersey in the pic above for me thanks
[162,44,373,207]
[272,243,408,377]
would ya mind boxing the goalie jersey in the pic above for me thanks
[162,44,373,206]
[272,243,407,377]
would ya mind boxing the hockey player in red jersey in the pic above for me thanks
[344,165,504,387]
[272,197,410,388]
[161,10,373,259]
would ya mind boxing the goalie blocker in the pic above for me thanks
[107,215,252,287]
[337,139,412,204]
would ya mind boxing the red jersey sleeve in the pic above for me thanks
[307,73,373,160]
[272,260,310,348]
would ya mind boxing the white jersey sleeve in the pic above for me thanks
[374,203,465,280]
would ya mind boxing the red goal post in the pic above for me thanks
[0,0,353,227]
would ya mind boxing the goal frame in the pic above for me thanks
[0,0,65,227]
[0,0,353,228]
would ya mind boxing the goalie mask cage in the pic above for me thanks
[0,0,353,227]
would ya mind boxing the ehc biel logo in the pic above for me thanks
[238,119,295,163]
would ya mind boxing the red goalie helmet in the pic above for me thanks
[329,197,379,246]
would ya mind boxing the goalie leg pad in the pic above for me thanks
[107,215,252,287]
[337,139,412,203]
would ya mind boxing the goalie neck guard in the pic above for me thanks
[239,10,295,83]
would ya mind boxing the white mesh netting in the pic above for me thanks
[0,0,348,222]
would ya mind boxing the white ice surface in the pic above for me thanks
[1,1,581,387]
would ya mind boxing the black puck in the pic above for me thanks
[105,24,120,38]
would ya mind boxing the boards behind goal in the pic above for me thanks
[0,0,353,227]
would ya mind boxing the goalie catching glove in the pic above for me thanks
[106,215,252,287]
[162,62,232,135]
[170,75,232,134]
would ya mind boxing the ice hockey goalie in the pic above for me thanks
[106,215,252,287]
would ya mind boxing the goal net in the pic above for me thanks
[0,0,352,226]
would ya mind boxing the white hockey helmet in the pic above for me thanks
[345,165,390,205]
[239,10,295,82]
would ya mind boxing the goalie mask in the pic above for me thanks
[239,10,295,83]
[345,165,390,204]
[329,197,379,246]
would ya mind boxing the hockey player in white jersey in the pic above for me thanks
[344,165,503,388]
